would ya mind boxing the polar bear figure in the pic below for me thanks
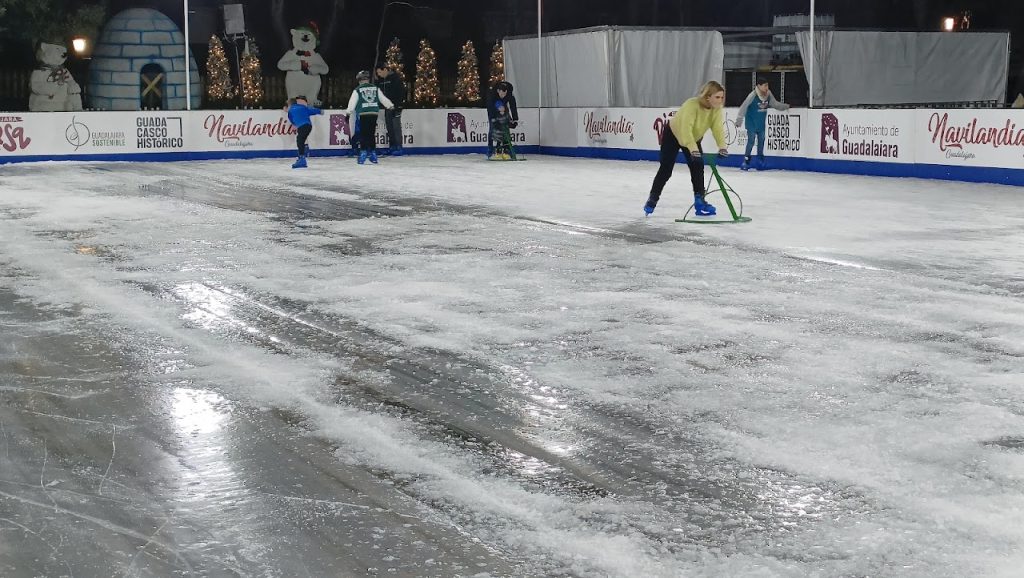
[277,23,329,106]
[29,42,83,112]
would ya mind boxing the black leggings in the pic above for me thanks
[359,114,378,152]
[296,124,312,156]
[647,127,704,207]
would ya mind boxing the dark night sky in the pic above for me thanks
[95,0,1024,65]
[5,0,1023,81]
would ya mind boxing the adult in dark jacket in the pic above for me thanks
[375,63,407,155]
[486,81,518,157]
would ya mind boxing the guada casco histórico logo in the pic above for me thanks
[137,116,184,149]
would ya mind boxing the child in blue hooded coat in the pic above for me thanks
[734,77,789,170]
[489,100,512,159]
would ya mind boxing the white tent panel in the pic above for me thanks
[505,27,724,108]
[797,31,1008,106]
[614,29,723,107]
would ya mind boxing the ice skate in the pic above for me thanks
[694,194,716,216]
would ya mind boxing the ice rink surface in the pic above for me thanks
[2,154,1023,577]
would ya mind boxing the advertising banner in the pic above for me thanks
[575,107,807,158]
[725,109,807,158]
[4,106,1023,187]
[916,109,1024,169]
[2,112,139,156]
[577,108,666,150]
[320,108,536,152]
[190,110,296,152]
[806,109,914,163]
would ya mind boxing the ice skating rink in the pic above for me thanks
[2,154,1023,577]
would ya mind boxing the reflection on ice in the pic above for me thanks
[171,387,229,435]
[173,281,281,344]
[175,282,235,330]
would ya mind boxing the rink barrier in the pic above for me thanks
[537,146,1024,186]
[0,147,537,164]
[1,107,1022,186]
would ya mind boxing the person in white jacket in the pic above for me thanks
[344,70,395,165]
[734,77,789,170]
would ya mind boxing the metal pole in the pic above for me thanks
[537,0,542,145]
[808,0,815,108]
[375,3,414,70]
[184,0,191,110]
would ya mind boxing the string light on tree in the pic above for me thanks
[454,40,480,103]
[489,41,505,88]
[206,34,235,101]
[239,36,263,108]
[385,38,406,84]
[414,39,439,106]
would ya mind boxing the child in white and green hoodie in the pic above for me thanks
[344,70,394,164]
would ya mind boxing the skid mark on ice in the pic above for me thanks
[140,279,878,559]
[0,489,195,574]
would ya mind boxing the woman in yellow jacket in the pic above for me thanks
[644,81,729,216]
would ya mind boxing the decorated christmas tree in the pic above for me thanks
[489,41,505,88]
[239,37,264,108]
[454,40,480,104]
[206,35,235,101]
[384,38,406,84]
[413,39,439,106]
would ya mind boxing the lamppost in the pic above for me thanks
[808,0,815,108]
[70,36,90,108]
[183,0,191,110]
[537,0,543,143]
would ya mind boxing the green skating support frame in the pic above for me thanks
[676,153,751,224]
[487,124,527,161]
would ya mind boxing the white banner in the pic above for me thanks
[1,111,142,156]
[916,109,1024,168]
[0,108,539,160]
[577,108,665,150]
[726,110,807,158]
[574,107,807,159]
[190,110,296,152]
[806,109,914,163]
[5,107,1024,179]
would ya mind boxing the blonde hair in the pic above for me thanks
[697,81,725,101]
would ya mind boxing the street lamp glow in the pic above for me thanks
[72,37,87,54]
[942,17,956,31]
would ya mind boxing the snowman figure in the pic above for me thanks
[277,22,329,106]
[29,42,83,112]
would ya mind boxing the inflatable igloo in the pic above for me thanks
[88,8,201,110]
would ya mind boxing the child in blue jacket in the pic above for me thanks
[489,100,512,159]
[286,95,322,169]
[734,78,789,170]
